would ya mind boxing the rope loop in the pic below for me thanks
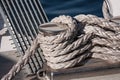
[2,14,120,80]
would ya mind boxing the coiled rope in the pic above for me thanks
[75,14,120,63]
[1,14,120,80]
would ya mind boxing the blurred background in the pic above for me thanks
[41,0,104,20]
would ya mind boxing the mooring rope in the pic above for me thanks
[38,15,93,69]
[1,38,39,80]
[1,14,120,80]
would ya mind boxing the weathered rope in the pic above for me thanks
[75,14,120,32]
[38,15,93,69]
[92,37,120,49]
[1,14,120,80]
[39,34,92,57]
[75,14,120,63]
[1,38,39,80]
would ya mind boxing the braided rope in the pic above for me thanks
[92,52,120,63]
[1,38,39,80]
[38,15,92,69]
[1,14,120,80]
[84,25,120,40]
[75,14,120,32]
[75,14,120,63]
[40,34,92,57]
[45,43,91,63]
[92,37,120,49]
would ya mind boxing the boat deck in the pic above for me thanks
[0,14,120,80]
[0,51,120,80]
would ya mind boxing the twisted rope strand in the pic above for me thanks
[45,43,92,63]
[1,38,39,80]
[84,25,120,40]
[2,14,120,80]
[75,14,120,32]
[47,52,91,69]
[40,34,92,57]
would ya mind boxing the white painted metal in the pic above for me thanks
[107,0,120,17]
[0,14,16,52]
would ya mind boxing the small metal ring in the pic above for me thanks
[37,69,46,79]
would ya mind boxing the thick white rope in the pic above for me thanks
[37,15,120,70]
[75,14,120,63]
[75,14,120,32]
[2,14,120,80]
[38,15,92,69]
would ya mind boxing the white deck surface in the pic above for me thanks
[0,36,16,52]
[0,14,16,52]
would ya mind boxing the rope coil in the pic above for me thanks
[1,14,120,80]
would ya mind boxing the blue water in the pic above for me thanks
[41,0,104,20]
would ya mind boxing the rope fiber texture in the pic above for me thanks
[1,14,120,80]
